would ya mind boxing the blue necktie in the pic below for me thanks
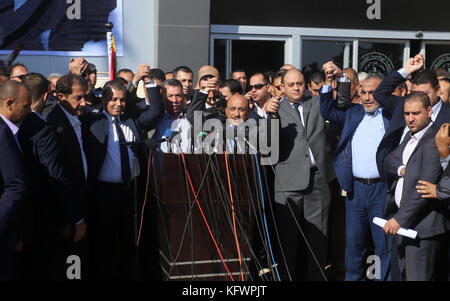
[293,103,303,124]
[113,118,131,183]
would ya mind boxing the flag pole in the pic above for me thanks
[105,22,115,81]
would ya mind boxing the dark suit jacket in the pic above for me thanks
[274,94,335,193]
[320,89,390,194]
[436,164,450,206]
[383,124,450,238]
[373,70,450,143]
[0,117,26,246]
[82,86,164,186]
[46,105,88,225]
[186,90,265,152]
[41,94,58,119]
[17,112,73,243]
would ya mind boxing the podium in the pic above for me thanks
[153,153,270,281]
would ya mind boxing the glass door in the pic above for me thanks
[358,40,408,75]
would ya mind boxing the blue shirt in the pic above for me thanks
[351,108,386,178]
[97,112,135,183]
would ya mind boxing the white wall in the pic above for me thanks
[11,0,157,78]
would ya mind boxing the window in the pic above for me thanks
[425,44,450,71]
[301,40,353,70]
[358,41,405,75]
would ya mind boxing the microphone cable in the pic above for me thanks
[243,135,327,281]
[224,151,245,281]
[253,153,282,281]
[266,157,328,281]
[180,152,235,281]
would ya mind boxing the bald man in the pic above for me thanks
[225,94,250,127]
[280,64,295,71]
[0,80,30,279]
[265,68,335,281]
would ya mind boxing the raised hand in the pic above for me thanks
[403,53,424,75]
[69,57,88,76]
[435,123,450,159]
[322,61,343,86]
[133,63,151,84]
[264,96,280,114]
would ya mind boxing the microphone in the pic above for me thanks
[161,128,181,153]
[120,129,180,145]
[198,131,209,138]
[120,129,182,153]
[163,128,180,142]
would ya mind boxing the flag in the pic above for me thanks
[107,29,116,81]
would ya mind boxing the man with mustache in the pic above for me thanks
[320,62,392,281]
[45,73,90,279]
[153,79,191,153]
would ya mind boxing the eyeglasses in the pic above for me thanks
[273,85,281,91]
[248,84,266,90]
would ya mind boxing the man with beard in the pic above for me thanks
[383,92,449,280]
[320,65,392,281]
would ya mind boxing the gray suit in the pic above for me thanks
[274,94,335,193]
[384,124,450,280]
[272,93,336,281]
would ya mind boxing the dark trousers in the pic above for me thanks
[89,181,135,281]
[0,244,13,280]
[274,168,331,281]
[61,223,89,281]
[345,180,391,281]
[397,233,448,281]
[18,232,65,280]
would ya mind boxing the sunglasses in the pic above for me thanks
[248,83,267,90]
[11,74,25,80]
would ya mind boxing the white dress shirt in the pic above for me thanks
[154,111,192,153]
[290,101,316,167]
[253,102,268,118]
[97,112,136,183]
[59,104,88,180]
[394,122,433,207]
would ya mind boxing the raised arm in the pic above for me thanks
[373,54,424,113]
[319,61,349,126]
[137,84,164,132]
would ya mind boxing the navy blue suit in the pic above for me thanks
[0,117,26,280]
[83,86,163,185]
[46,104,89,280]
[373,70,450,146]
[320,90,392,281]
[17,112,73,280]
[81,86,163,280]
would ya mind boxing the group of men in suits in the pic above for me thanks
[0,57,165,280]
[1,52,449,282]
[314,53,450,281]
